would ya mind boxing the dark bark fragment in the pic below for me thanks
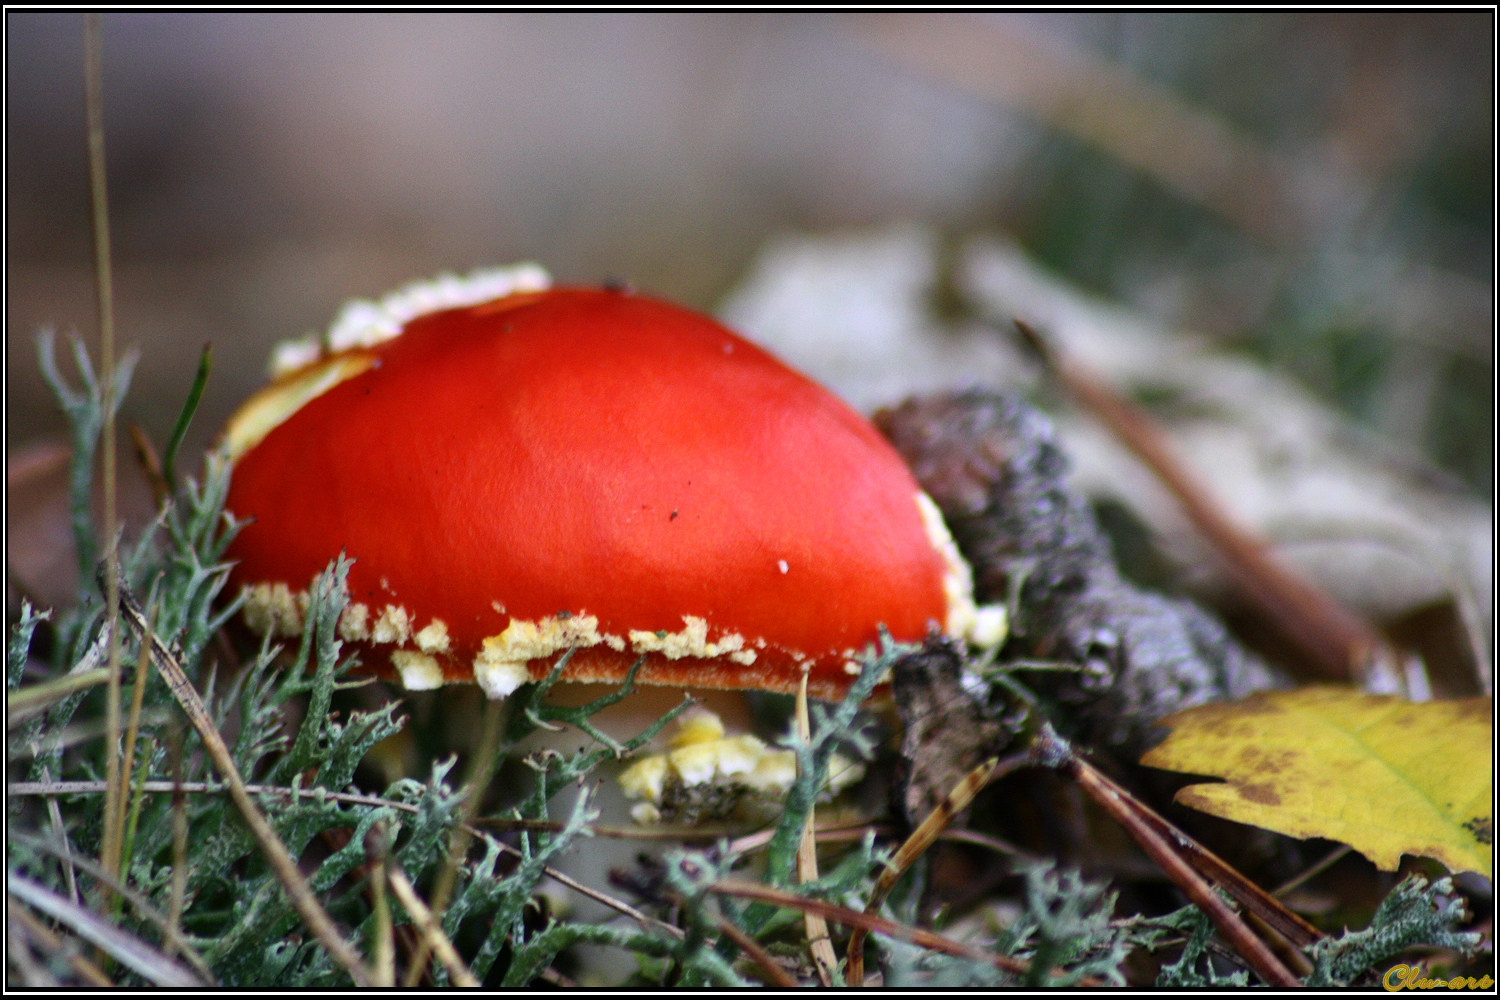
[890,635,1013,826]
[878,391,1276,752]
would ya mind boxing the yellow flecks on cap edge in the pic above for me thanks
[618,754,669,805]
[915,491,1008,648]
[629,616,756,665]
[669,709,726,748]
[242,586,795,695]
[338,603,370,641]
[414,619,450,654]
[371,605,411,645]
[471,612,624,700]
[473,658,532,700]
[390,650,444,691]
[241,582,303,638]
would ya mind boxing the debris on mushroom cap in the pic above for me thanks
[224,267,1004,700]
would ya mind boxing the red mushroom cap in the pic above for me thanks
[224,270,987,700]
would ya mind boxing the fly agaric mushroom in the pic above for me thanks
[223,267,1003,701]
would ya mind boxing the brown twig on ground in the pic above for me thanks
[386,862,481,987]
[713,912,798,988]
[1034,727,1301,986]
[1100,771,1323,951]
[1014,318,1381,685]
[656,889,796,989]
[109,577,375,987]
[847,752,1027,986]
[706,879,1105,986]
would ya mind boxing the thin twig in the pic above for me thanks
[1038,730,1301,986]
[39,764,81,906]
[847,752,1027,986]
[707,879,1103,986]
[536,966,577,987]
[1273,844,1353,899]
[938,827,1035,858]
[1065,755,1322,950]
[165,730,188,960]
[703,906,798,988]
[386,863,480,987]
[109,579,374,986]
[112,598,156,887]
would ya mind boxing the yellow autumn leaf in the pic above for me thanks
[1140,687,1493,876]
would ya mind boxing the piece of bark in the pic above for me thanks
[878,391,1276,751]
[891,635,1014,826]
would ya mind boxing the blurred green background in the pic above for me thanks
[7,12,1493,495]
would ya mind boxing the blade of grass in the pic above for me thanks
[111,598,156,890]
[127,423,169,509]
[7,777,686,942]
[83,11,127,928]
[401,692,511,986]
[8,873,204,987]
[7,668,110,726]
[161,343,211,493]
[793,667,839,986]
[165,729,189,961]
[8,899,115,987]
[364,825,396,988]
[11,830,216,984]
